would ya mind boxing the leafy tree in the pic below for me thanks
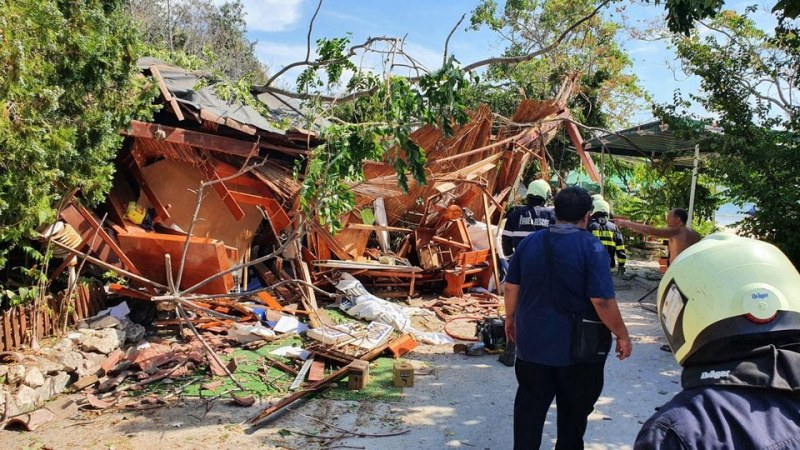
[0,0,157,269]
[126,0,268,82]
[468,0,645,184]
[646,0,800,35]
[658,10,800,265]
[468,0,644,127]
[614,161,719,227]
[299,52,477,230]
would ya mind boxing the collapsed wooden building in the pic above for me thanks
[0,59,610,424]
[47,60,598,320]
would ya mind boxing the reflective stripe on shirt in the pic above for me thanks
[502,230,535,237]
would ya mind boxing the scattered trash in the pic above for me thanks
[227,323,276,344]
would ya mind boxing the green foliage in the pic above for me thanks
[658,10,800,266]
[468,0,644,185]
[297,36,358,92]
[646,0,725,35]
[127,0,268,82]
[645,0,800,35]
[613,162,720,225]
[299,57,477,232]
[468,0,644,128]
[1,286,39,308]
[0,0,158,269]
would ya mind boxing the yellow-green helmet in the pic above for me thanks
[527,179,552,200]
[592,198,611,215]
[657,233,800,366]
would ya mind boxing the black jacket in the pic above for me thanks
[635,344,800,449]
[588,217,627,269]
[501,205,555,256]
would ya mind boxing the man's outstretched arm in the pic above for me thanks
[615,219,678,239]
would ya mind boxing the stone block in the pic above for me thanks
[23,367,45,388]
[7,365,25,386]
[14,385,37,414]
[79,328,125,355]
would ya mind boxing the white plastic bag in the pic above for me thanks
[335,274,453,345]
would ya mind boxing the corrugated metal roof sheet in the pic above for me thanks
[578,121,704,158]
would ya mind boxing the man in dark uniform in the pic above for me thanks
[635,234,800,449]
[504,186,632,449]
[498,179,557,367]
[501,179,556,258]
[588,197,627,275]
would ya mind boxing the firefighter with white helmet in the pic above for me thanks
[502,179,556,257]
[499,179,556,367]
[635,233,800,448]
[588,196,627,274]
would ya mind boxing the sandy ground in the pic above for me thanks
[0,259,682,450]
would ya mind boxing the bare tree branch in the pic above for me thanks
[254,1,611,103]
[443,14,466,67]
[306,0,323,62]
[461,0,610,72]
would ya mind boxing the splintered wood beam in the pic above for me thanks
[564,120,601,183]
[62,203,144,278]
[248,364,351,427]
[229,190,291,232]
[197,157,246,221]
[199,109,257,135]
[149,65,185,122]
[210,159,265,189]
[310,223,354,262]
[124,121,260,157]
[126,155,172,221]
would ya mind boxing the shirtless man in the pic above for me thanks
[614,208,701,264]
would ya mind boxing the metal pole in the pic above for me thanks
[687,144,700,225]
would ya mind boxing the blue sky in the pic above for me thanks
[228,0,780,126]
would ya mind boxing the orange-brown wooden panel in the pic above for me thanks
[117,232,234,294]
[229,190,291,233]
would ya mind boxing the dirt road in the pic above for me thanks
[1,259,680,450]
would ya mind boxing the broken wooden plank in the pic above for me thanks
[229,190,291,232]
[109,284,153,301]
[126,157,172,221]
[149,64,185,121]
[60,203,143,277]
[564,119,601,183]
[197,156,246,221]
[249,363,352,427]
[254,292,283,311]
[295,259,322,329]
[307,359,326,382]
[123,121,261,158]
[199,108,257,135]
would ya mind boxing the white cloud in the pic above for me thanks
[215,0,304,32]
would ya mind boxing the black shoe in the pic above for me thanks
[660,344,671,352]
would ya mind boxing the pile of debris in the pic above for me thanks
[2,59,602,428]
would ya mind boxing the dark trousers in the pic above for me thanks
[513,358,606,450]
